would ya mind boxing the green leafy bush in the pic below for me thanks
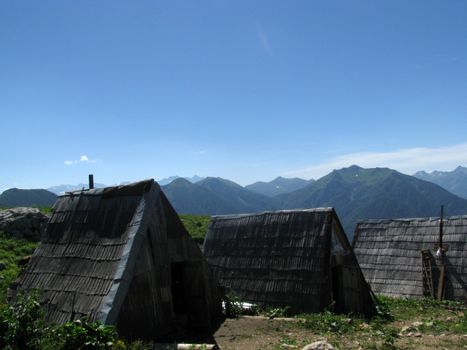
[380,327,398,350]
[264,306,290,319]
[0,290,46,350]
[51,318,117,350]
[0,291,151,350]
[373,296,395,322]
[223,292,243,318]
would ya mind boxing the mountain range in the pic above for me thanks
[45,176,205,194]
[161,166,467,237]
[0,188,57,207]
[2,165,467,238]
[162,177,274,215]
[47,183,107,195]
[413,166,467,200]
[275,166,467,236]
[156,175,205,186]
[245,176,312,197]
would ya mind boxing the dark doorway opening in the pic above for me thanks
[332,265,343,313]
[171,262,187,315]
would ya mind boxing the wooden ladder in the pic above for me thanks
[421,250,434,298]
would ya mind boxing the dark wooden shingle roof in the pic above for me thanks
[353,216,467,302]
[16,180,155,323]
[203,208,350,312]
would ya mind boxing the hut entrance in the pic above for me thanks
[170,261,210,330]
[332,262,363,314]
[171,262,187,315]
[331,265,343,312]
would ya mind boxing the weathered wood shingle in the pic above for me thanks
[353,216,467,302]
[204,208,375,315]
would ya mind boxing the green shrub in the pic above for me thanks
[373,296,395,322]
[0,290,46,350]
[380,327,398,350]
[0,290,153,350]
[223,292,243,318]
[264,306,290,319]
[51,318,117,350]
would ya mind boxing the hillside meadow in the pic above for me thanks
[179,214,211,244]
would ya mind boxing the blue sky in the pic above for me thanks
[1,0,466,191]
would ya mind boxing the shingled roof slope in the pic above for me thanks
[204,208,375,315]
[15,180,155,323]
[353,216,467,302]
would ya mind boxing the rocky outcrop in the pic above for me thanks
[302,341,336,350]
[0,207,50,241]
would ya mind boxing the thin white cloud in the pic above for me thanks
[64,154,98,165]
[197,149,208,155]
[284,143,467,180]
[256,24,271,54]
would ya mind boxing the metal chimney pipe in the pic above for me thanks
[89,174,94,190]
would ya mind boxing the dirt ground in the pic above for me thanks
[212,316,467,350]
[214,316,317,350]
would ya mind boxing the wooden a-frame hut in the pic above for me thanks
[203,208,376,316]
[11,179,222,339]
[352,216,467,302]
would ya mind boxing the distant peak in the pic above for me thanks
[169,177,192,185]
[203,176,222,181]
[200,177,236,185]
[414,166,467,177]
[347,164,363,170]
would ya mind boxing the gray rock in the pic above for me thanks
[302,340,336,350]
[0,207,49,241]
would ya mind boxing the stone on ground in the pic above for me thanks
[302,340,336,350]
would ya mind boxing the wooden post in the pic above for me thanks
[89,174,94,190]
[439,205,444,260]
[437,205,445,300]
[437,266,446,300]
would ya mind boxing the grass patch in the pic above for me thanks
[35,207,53,215]
[376,295,466,333]
[180,215,210,245]
[296,311,363,334]
[0,232,38,300]
[289,296,466,350]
